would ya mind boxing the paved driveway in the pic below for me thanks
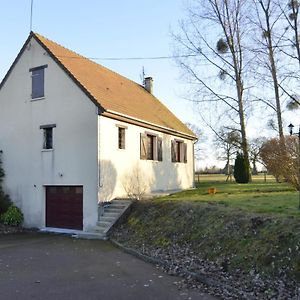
[0,233,217,300]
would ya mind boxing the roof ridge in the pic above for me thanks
[33,32,88,61]
[32,32,182,116]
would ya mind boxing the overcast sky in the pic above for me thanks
[0,1,298,169]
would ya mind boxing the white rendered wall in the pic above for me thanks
[98,116,194,201]
[0,37,98,230]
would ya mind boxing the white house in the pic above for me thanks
[0,32,196,232]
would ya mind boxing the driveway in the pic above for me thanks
[0,232,217,300]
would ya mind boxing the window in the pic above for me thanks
[140,133,163,161]
[40,124,56,150]
[147,135,155,160]
[43,128,53,149]
[171,140,187,163]
[29,65,48,99]
[118,127,126,149]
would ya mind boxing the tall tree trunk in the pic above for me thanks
[291,1,300,68]
[259,0,284,139]
[223,0,251,177]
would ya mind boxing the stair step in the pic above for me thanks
[73,232,107,240]
[97,220,113,227]
[93,199,133,239]
[104,208,123,213]
[100,216,116,222]
[103,212,120,217]
[111,201,132,205]
[106,204,127,209]
[93,227,105,233]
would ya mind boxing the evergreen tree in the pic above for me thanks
[0,153,11,214]
[234,152,250,184]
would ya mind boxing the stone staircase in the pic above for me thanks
[74,199,132,240]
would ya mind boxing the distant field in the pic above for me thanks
[158,174,299,216]
[195,173,276,183]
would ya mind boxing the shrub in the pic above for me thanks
[0,192,11,215]
[260,136,299,190]
[234,152,250,183]
[0,205,23,226]
[0,154,11,214]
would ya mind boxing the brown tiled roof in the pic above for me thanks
[32,32,196,138]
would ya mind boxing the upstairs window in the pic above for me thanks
[118,127,126,149]
[171,140,187,163]
[29,65,48,99]
[40,124,56,150]
[140,133,163,161]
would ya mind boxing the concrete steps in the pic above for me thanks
[74,199,133,240]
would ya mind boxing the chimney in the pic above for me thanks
[144,77,153,94]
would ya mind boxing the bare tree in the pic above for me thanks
[279,0,300,110]
[173,0,251,181]
[122,164,150,200]
[185,122,204,161]
[251,0,286,139]
[214,127,241,181]
[249,137,266,174]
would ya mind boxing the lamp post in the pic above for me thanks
[288,123,300,210]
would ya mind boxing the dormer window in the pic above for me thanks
[29,65,48,99]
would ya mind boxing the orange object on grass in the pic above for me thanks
[208,187,217,194]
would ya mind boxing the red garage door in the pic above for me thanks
[46,186,83,230]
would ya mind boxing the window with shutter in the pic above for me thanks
[147,135,154,160]
[171,140,187,163]
[140,133,162,161]
[29,65,47,99]
[157,137,163,161]
[171,140,176,162]
[183,143,187,163]
[176,141,181,162]
[140,133,147,159]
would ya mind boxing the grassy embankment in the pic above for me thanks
[114,175,300,281]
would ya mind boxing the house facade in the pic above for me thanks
[0,32,196,231]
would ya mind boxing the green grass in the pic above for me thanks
[195,173,276,183]
[113,174,300,282]
[157,175,300,216]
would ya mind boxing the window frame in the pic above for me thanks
[140,132,162,162]
[29,65,48,99]
[118,127,126,150]
[146,134,155,160]
[40,124,56,150]
[171,139,187,163]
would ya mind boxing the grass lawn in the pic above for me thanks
[116,174,300,283]
[157,174,300,216]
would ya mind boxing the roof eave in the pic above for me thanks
[101,110,197,140]
[31,32,106,114]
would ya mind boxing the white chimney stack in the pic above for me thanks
[144,77,153,94]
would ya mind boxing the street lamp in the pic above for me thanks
[288,123,300,210]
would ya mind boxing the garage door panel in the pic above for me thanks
[46,186,83,230]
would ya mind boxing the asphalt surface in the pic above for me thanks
[0,232,217,300]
